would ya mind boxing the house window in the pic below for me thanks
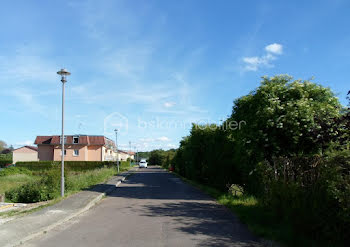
[60,137,67,144]
[73,149,79,156]
[73,136,79,144]
[60,150,67,156]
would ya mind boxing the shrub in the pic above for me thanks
[257,152,350,245]
[5,168,63,203]
[0,153,12,167]
[0,161,11,168]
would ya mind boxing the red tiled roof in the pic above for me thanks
[25,145,38,151]
[34,135,112,146]
[118,150,135,155]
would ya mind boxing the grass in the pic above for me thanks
[171,172,332,247]
[1,163,133,201]
[0,174,39,195]
[0,164,134,218]
[66,167,119,193]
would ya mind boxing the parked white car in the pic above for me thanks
[139,159,148,168]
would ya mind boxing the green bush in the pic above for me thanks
[257,152,350,245]
[5,168,62,203]
[0,153,12,167]
[0,160,12,168]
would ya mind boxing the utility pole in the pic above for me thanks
[57,68,70,198]
[114,129,119,173]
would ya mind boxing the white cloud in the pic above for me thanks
[242,43,283,71]
[164,102,176,108]
[139,138,154,142]
[265,43,283,55]
[166,143,177,149]
[156,136,170,142]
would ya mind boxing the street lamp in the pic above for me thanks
[57,68,70,197]
[129,141,131,167]
[134,146,137,165]
[114,129,119,173]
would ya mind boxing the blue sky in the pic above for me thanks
[0,0,349,151]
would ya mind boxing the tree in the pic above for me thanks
[148,150,166,166]
[229,75,342,160]
[0,140,7,153]
[226,75,342,192]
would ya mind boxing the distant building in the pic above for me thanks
[118,150,135,161]
[12,146,38,163]
[34,135,117,161]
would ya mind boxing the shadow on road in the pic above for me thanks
[140,201,261,247]
[86,167,262,246]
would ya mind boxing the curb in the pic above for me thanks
[0,204,15,211]
[10,169,135,247]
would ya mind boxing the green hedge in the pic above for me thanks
[15,161,127,171]
[0,153,12,167]
[0,160,12,168]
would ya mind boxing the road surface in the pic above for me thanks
[25,167,262,247]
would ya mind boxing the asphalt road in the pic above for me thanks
[25,167,262,247]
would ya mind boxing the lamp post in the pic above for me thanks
[134,146,136,165]
[57,68,70,197]
[136,148,138,165]
[114,129,119,173]
[129,141,131,167]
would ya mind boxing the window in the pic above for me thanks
[60,137,67,144]
[73,149,79,156]
[73,136,79,144]
[60,150,67,156]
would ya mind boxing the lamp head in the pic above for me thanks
[57,68,71,76]
[57,69,71,83]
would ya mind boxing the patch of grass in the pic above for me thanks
[1,164,134,218]
[0,174,39,195]
[3,163,133,204]
[66,167,118,192]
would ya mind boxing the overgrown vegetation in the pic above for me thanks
[2,161,130,203]
[171,75,350,246]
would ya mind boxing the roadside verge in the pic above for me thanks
[0,167,138,247]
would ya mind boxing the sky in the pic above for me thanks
[0,0,349,151]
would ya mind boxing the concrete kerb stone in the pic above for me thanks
[6,168,137,247]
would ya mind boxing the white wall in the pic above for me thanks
[13,152,38,163]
